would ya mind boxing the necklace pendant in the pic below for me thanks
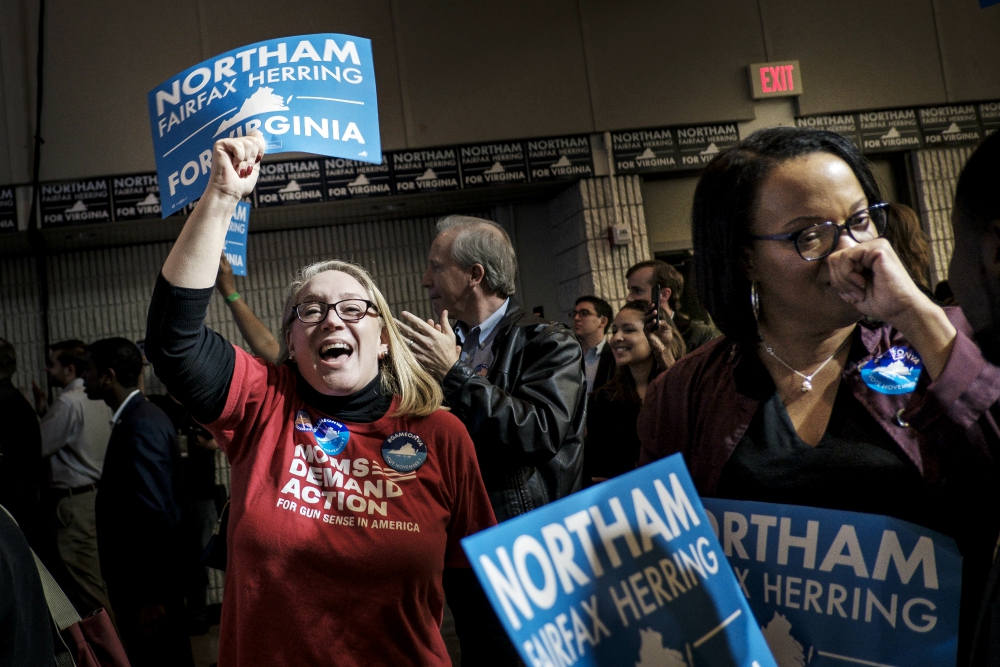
[801,379,812,392]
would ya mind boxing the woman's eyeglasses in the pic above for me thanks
[750,202,889,261]
[293,299,378,324]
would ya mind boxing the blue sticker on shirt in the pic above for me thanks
[861,345,922,394]
[294,410,314,432]
[313,417,349,456]
[381,432,427,472]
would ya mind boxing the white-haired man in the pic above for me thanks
[397,215,586,660]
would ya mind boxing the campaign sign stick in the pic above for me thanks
[702,498,961,667]
[148,34,381,217]
[462,454,778,667]
[224,201,251,276]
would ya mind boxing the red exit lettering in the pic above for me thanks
[760,64,795,93]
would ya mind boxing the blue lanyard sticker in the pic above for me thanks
[313,417,349,456]
[381,432,427,473]
[861,345,922,394]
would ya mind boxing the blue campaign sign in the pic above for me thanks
[148,34,381,217]
[701,498,962,667]
[224,201,250,276]
[462,454,778,667]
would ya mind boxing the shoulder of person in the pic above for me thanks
[663,334,734,386]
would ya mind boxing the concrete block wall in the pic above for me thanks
[548,175,651,315]
[911,146,976,286]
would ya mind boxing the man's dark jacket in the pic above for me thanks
[95,392,184,603]
[442,299,586,522]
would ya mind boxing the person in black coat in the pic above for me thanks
[83,337,192,667]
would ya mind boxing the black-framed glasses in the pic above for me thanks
[750,202,889,261]
[293,299,378,324]
[568,308,595,319]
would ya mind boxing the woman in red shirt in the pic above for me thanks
[146,133,507,666]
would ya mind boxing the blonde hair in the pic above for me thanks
[279,260,443,418]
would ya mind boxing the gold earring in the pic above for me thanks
[750,282,761,322]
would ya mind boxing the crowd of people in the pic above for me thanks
[1,125,998,667]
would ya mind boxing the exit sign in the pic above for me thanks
[749,60,802,99]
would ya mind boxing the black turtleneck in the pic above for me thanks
[295,371,392,423]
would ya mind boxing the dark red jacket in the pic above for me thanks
[637,308,1000,495]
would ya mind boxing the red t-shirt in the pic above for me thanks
[207,347,497,666]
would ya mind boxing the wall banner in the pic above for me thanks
[919,105,983,147]
[462,454,779,667]
[392,149,460,193]
[325,155,392,200]
[111,173,161,221]
[675,124,740,169]
[148,33,381,217]
[702,498,961,667]
[978,102,1000,137]
[526,135,594,181]
[459,142,529,188]
[858,109,923,153]
[224,201,251,276]
[39,179,113,228]
[795,115,862,148]
[0,187,17,233]
[255,158,325,208]
[611,129,679,175]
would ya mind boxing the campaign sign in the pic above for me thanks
[702,498,961,667]
[148,34,381,217]
[325,155,392,199]
[39,179,113,227]
[459,142,529,188]
[112,173,161,221]
[224,201,251,276]
[795,115,862,148]
[676,124,740,169]
[858,109,923,153]
[462,454,779,667]
[611,129,679,174]
[392,149,460,193]
[919,105,983,147]
[0,187,16,233]
[978,102,1000,137]
[256,158,324,208]
[526,135,594,181]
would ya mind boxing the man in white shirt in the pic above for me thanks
[35,340,114,618]
[570,295,614,393]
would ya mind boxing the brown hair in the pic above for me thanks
[882,203,931,293]
[626,260,684,311]
[280,260,443,418]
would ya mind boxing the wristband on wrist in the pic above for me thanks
[225,292,241,303]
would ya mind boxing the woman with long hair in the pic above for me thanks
[637,126,1000,660]
[145,133,501,666]
[584,300,675,485]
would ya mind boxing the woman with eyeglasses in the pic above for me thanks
[637,127,1000,659]
[144,133,503,666]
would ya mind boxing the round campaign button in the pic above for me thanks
[861,346,923,395]
[313,418,350,456]
[294,410,314,432]
[381,431,428,473]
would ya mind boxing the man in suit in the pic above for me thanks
[83,337,192,667]
[571,295,614,393]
